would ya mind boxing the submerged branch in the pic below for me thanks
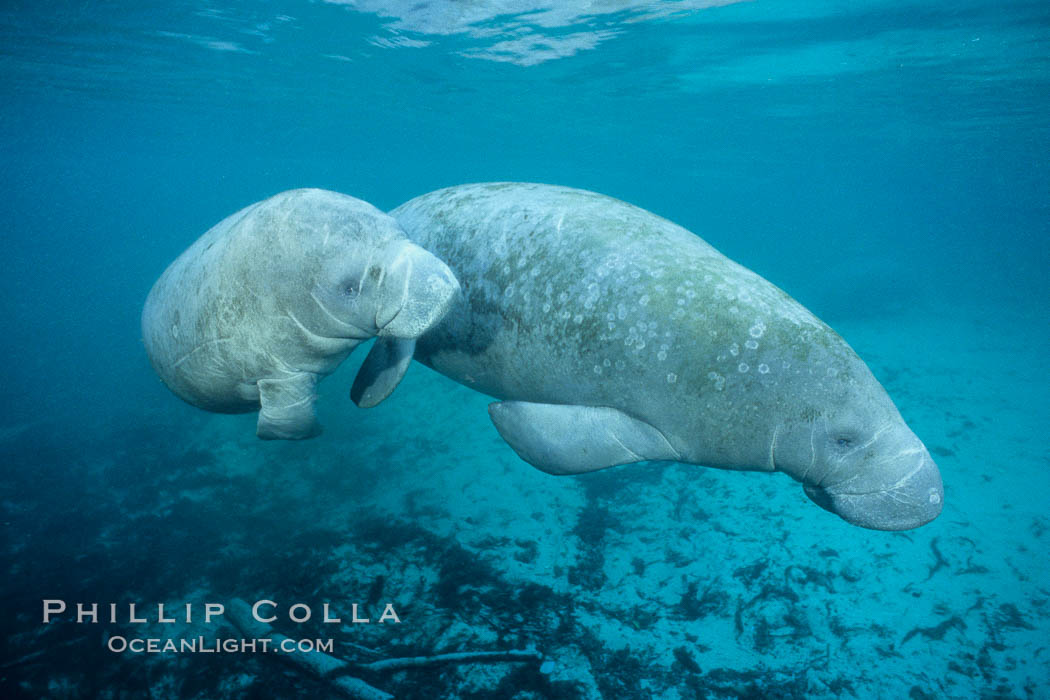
[359,649,543,673]
[226,598,392,700]
[227,597,546,698]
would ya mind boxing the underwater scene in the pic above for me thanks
[1,1,1048,698]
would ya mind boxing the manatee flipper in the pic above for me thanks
[488,401,680,475]
[256,373,322,440]
[350,337,416,408]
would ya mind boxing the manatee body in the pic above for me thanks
[388,183,943,530]
[142,188,459,439]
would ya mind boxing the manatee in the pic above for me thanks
[384,183,943,530]
[142,188,459,439]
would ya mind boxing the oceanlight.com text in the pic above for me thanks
[106,636,334,654]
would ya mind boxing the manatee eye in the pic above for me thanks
[343,283,357,298]
[834,436,854,449]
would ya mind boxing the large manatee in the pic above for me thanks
[142,188,459,439]
[383,183,943,530]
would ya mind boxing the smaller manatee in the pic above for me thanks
[142,188,459,439]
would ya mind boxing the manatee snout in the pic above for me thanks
[804,447,943,531]
[345,240,459,410]
[374,240,460,339]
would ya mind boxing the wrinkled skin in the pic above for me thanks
[392,183,943,530]
[142,188,459,439]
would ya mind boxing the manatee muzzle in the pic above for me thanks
[374,241,459,339]
[804,450,944,531]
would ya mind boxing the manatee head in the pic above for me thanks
[311,237,460,342]
[263,189,459,346]
[770,339,944,531]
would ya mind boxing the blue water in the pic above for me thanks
[1,1,1048,698]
